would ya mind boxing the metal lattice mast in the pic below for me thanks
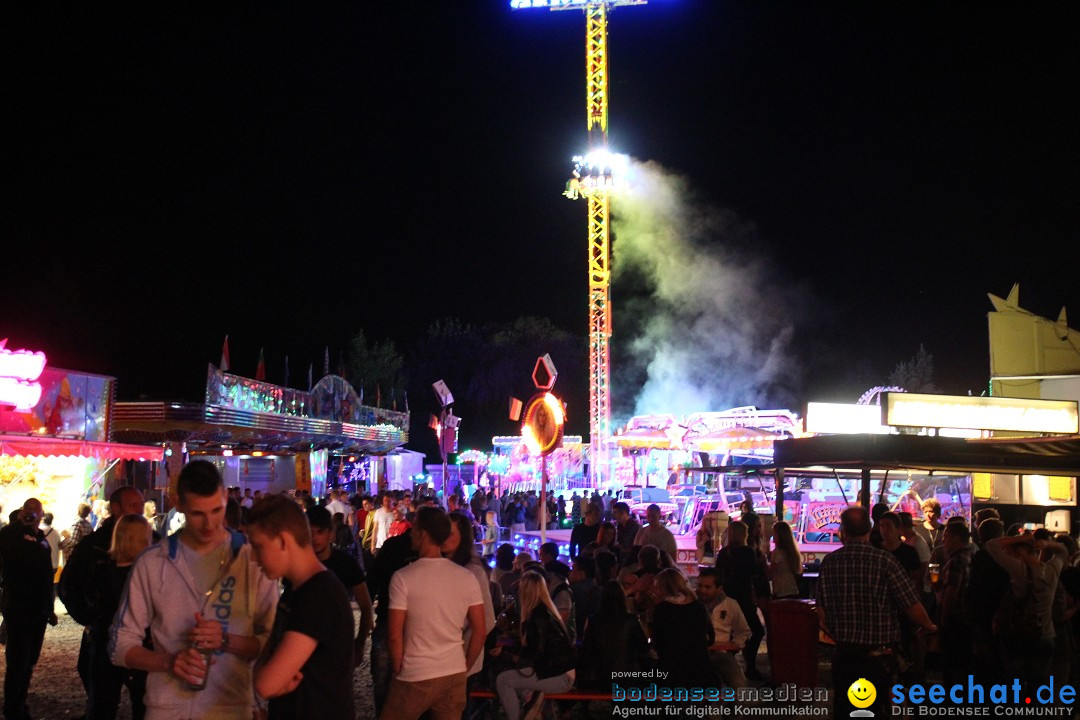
[584,2,612,489]
[513,0,646,488]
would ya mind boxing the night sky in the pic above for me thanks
[6,2,1080,443]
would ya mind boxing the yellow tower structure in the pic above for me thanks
[512,0,647,487]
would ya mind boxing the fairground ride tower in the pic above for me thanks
[511,0,647,488]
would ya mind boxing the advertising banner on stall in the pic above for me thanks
[1,364,113,441]
[295,452,312,494]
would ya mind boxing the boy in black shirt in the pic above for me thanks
[248,495,355,720]
[306,506,374,661]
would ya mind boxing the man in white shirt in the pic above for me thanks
[111,461,278,720]
[240,489,254,510]
[326,489,348,519]
[383,506,485,720]
[371,494,396,554]
[696,568,750,688]
[633,504,678,561]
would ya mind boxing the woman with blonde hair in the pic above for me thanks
[88,514,153,719]
[494,571,576,720]
[769,521,803,599]
[649,568,718,689]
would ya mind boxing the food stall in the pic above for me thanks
[0,342,163,527]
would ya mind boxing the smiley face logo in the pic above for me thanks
[847,678,876,710]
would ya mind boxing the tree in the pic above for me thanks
[889,344,939,394]
[403,316,586,458]
[345,329,406,406]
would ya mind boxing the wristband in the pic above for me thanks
[221,632,231,652]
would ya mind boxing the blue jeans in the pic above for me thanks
[495,668,573,720]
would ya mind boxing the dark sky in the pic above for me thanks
[6,2,1080,435]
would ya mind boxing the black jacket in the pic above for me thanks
[0,522,53,617]
[58,517,117,625]
[520,608,576,680]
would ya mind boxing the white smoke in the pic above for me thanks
[611,158,805,419]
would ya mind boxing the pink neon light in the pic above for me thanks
[0,341,47,410]
[0,341,47,382]
[0,377,43,410]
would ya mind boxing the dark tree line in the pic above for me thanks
[344,317,588,461]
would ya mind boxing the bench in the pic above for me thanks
[468,688,613,720]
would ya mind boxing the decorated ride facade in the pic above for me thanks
[113,364,409,499]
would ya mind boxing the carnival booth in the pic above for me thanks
[0,342,163,529]
[113,365,409,499]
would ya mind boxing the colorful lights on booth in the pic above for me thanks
[0,341,47,411]
[457,449,489,466]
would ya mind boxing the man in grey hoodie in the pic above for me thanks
[111,461,278,720]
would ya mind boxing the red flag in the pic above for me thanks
[255,348,266,381]
[220,335,231,372]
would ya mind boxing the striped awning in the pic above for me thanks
[0,435,164,461]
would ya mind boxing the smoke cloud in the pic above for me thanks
[611,159,806,420]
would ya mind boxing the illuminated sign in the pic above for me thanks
[805,402,890,435]
[1048,476,1074,503]
[0,340,47,411]
[972,473,993,500]
[884,393,1079,435]
[522,392,565,456]
[511,0,646,8]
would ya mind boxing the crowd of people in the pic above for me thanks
[2,480,1080,719]
[818,499,1080,715]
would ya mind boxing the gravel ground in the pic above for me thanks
[0,609,376,720]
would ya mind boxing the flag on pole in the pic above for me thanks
[307,363,313,392]
[323,347,330,376]
[255,348,266,381]
[220,335,231,372]
[283,355,290,388]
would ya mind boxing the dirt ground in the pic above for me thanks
[0,609,376,720]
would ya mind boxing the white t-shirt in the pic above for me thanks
[326,499,348,518]
[43,525,61,569]
[464,560,497,676]
[634,524,679,560]
[373,507,395,549]
[388,558,483,682]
